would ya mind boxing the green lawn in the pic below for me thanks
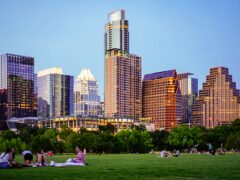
[0,153,240,180]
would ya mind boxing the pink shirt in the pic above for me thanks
[74,151,84,163]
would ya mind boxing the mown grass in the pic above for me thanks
[0,153,240,180]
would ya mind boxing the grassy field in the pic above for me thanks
[0,153,240,180]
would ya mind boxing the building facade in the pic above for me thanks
[0,53,36,130]
[142,70,182,131]
[178,73,198,125]
[37,68,74,118]
[74,68,101,116]
[192,67,240,128]
[104,10,142,119]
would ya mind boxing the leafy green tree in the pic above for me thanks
[59,125,74,140]
[225,133,240,149]
[231,119,240,133]
[98,132,116,153]
[1,130,18,140]
[99,123,115,134]
[150,130,169,150]
[168,126,205,149]
[211,126,231,148]
[64,132,80,153]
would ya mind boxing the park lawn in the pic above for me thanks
[0,153,240,180]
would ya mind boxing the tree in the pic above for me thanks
[168,126,205,149]
[115,130,152,153]
[99,123,115,134]
[231,119,240,133]
[150,130,169,150]
[225,133,240,149]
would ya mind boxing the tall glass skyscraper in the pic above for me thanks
[0,53,36,130]
[74,69,101,116]
[104,10,142,119]
[192,67,240,128]
[178,73,198,125]
[37,68,74,118]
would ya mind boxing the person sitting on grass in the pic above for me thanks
[22,150,33,167]
[50,146,85,167]
[160,149,171,158]
[172,149,180,157]
[70,146,85,164]
[0,147,14,169]
[36,149,47,167]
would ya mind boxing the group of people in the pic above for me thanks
[0,148,48,169]
[0,146,85,169]
[160,149,180,158]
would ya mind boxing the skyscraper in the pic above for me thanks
[178,73,198,125]
[74,68,101,116]
[104,10,142,119]
[105,10,129,53]
[192,67,240,128]
[142,70,182,131]
[0,53,36,130]
[37,67,74,118]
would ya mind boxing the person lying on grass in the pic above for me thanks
[50,146,85,167]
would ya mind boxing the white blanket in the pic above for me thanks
[51,161,85,167]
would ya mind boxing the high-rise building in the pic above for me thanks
[178,73,198,125]
[104,10,142,119]
[74,68,101,116]
[142,70,182,131]
[0,53,36,130]
[192,67,240,128]
[105,9,129,53]
[37,67,74,118]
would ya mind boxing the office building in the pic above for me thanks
[37,67,74,118]
[178,73,198,125]
[142,70,182,131]
[192,67,240,128]
[0,53,36,130]
[74,68,101,116]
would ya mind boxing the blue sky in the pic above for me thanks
[0,0,240,98]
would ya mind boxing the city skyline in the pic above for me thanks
[1,0,240,99]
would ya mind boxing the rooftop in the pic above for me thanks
[144,70,176,81]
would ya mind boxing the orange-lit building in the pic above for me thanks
[142,70,182,131]
[105,50,142,119]
[104,10,142,119]
[192,67,240,128]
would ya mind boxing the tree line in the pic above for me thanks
[0,119,239,154]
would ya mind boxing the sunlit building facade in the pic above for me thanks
[192,67,240,128]
[142,70,182,131]
[0,53,36,130]
[37,68,74,118]
[74,68,101,116]
[178,73,198,125]
[104,10,142,119]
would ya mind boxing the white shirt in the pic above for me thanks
[0,152,10,163]
[22,150,32,156]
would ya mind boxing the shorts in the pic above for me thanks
[24,153,33,161]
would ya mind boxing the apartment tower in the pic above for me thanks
[104,10,142,119]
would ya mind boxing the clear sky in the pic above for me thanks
[1,0,240,99]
